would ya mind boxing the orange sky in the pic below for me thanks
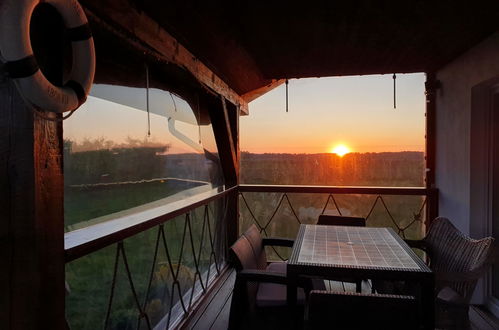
[240,73,425,154]
[64,74,425,155]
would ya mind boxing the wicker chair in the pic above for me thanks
[306,291,418,330]
[317,214,367,292]
[228,224,324,330]
[407,217,494,329]
[377,217,494,329]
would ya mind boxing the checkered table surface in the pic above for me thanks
[297,225,420,269]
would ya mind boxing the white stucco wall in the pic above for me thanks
[436,32,499,235]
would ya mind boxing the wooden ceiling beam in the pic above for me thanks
[241,79,285,103]
[81,0,249,114]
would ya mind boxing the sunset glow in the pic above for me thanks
[331,144,350,157]
[241,74,425,154]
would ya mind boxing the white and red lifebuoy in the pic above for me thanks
[0,0,95,113]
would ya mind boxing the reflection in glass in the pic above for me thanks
[64,80,224,231]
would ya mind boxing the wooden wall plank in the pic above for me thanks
[0,80,65,330]
[0,5,65,328]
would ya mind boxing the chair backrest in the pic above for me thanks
[229,224,267,271]
[307,291,418,330]
[425,217,494,301]
[317,215,366,227]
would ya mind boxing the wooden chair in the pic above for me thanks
[317,214,367,292]
[228,224,325,329]
[306,290,418,330]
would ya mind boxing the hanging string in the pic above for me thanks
[169,92,177,112]
[393,73,397,109]
[145,64,151,136]
[285,79,289,112]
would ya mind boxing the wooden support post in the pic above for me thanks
[0,5,65,329]
[227,104,240,246]
[206,95,239,246]
[208,96,238,187]
[425,72,438,228]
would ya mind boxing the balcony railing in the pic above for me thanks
[64,186,235,330]
[238,184,437,260]
[64,184,437,329]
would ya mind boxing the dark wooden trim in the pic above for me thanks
[239,184,433,195]
[241,79,285,103]
[226,189,239,248]
[207,97,238,187]
[427,186,439,228]
[225,102,239,246]
[425,72,437,189]
[228,102,240,168]
[221,97,238,184]
[425,72,439,227]
[65,186,236,262]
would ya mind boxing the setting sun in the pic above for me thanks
[331,144,351,157]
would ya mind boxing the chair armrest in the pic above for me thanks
[404,239,427,251]
[262,237,294,248]
[236,269,289,285]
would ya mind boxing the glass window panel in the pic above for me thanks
[64,71,224,231]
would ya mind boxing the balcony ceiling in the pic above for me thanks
[129,1,499,96]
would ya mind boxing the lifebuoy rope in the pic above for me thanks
[4,55,39,78]
[67,23,92,42]
[3,22,92,110]
[0,55,75,121]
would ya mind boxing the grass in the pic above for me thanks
[64,180,202,229]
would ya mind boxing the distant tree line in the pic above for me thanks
[64,138,221,186]
[240,151,425,186]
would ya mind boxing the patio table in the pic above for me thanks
[287,224,434,329]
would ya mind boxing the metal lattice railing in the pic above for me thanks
[66,195,228,330]
[238,187,433,261]
[240,192,426,238]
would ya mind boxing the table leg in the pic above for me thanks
[421,276,435,330]
[287,271,298,306]
[287,272,301,329]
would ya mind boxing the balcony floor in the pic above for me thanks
[183,268,499,330]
